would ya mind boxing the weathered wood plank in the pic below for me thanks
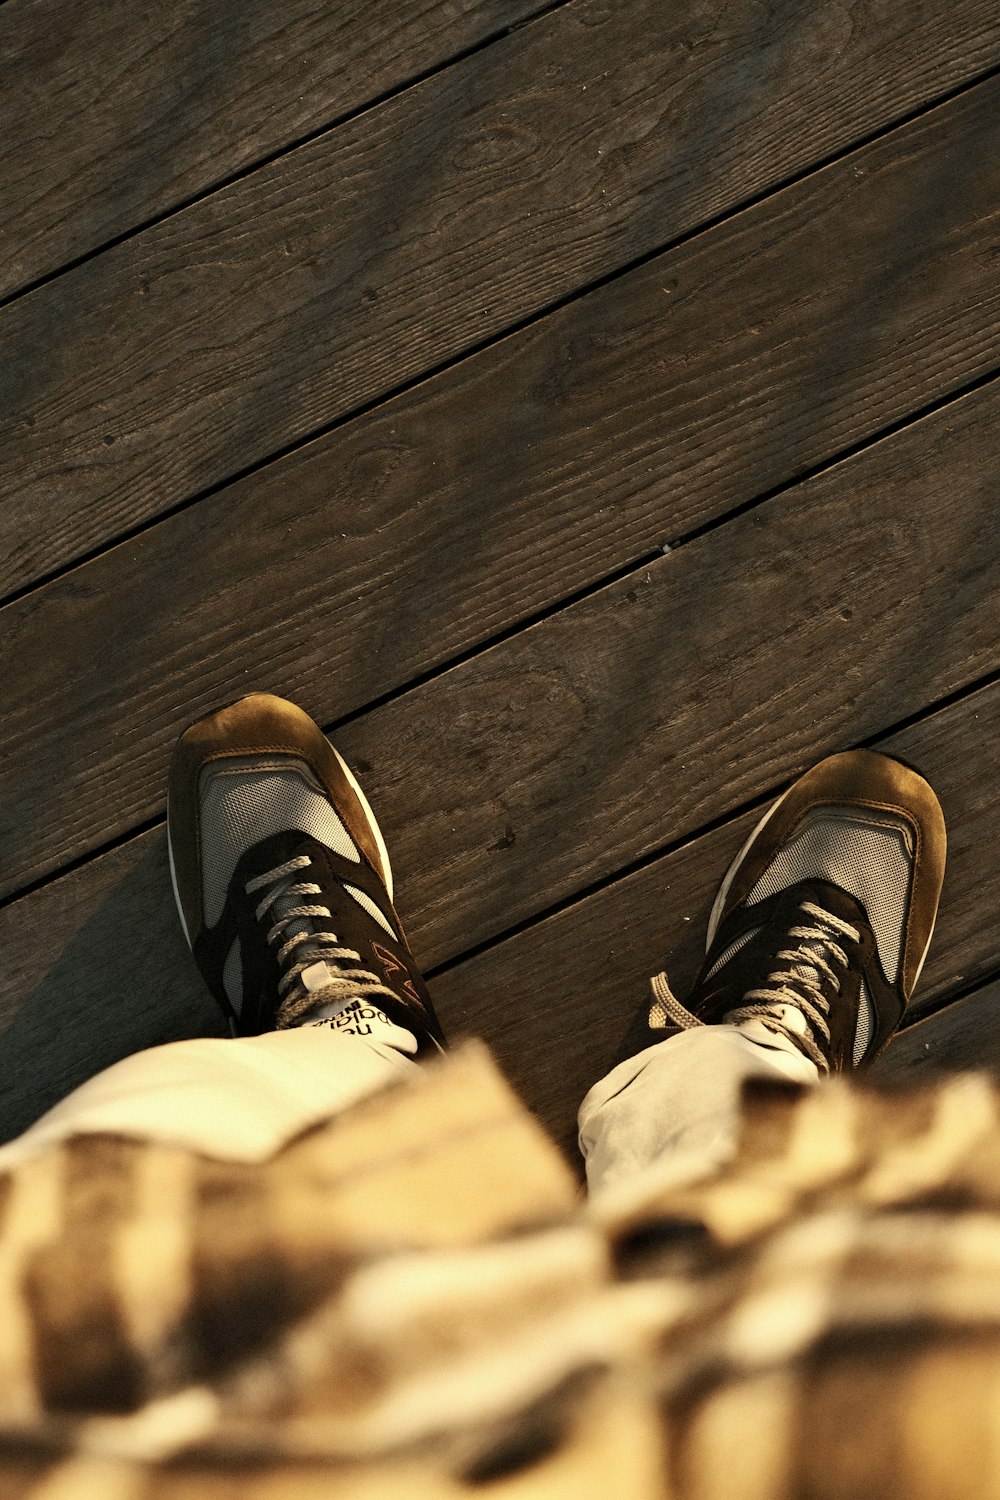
[5,89,1000,893]
[2,670,996,1150]
[430,681,1000,1151]
[0,836,224,1142]
[3,3,1000,594]
[0,0,548,300]
[2,388,999,1141]
[355,376,999,973]
[873,979,1000,1087]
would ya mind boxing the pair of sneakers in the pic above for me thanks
[168,693,946,1074]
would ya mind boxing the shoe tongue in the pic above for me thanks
[300,959,338,993]
[759,1003,808,1034]
[722,1002,808,1034]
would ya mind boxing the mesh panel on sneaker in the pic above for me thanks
[745,807,913,982]
[344,885,397,938]
[706,926,876,1063]
[854,979,874,1065]
[223,940,243,1013]
[704,927,760,982]
[200,760,361,926]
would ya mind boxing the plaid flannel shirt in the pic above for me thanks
[1,1041,997,1499]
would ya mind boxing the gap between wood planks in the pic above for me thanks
[1,662,991,1149]
[873,972,1000,1086]
[4,18,1000,596]
[3,2,998,315]
[422,677,1000,1152]
[0,372,995,960]
[4,57,1000,611]
[2,361,1000,911]
[0,0,571,306]
[3,367,998,1134]
[4,67,1000,899]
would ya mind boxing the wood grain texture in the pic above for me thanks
[5,89,1000,893]
[431,679,1000,1152]
[0,837,224,1142]
[873,978,1000,1087]
[2,388,999,1142]
[1,667,996,1151]
[358,378,999,973]
[0,0,547,299]
[3,2,1000,594]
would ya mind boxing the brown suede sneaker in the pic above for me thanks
[167,693,446,1054]
[642,750,946,1073]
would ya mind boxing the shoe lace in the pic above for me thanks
[648,899,861,1073]
[246,855,400,1027]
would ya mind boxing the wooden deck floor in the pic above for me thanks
[2,0,1000,1156]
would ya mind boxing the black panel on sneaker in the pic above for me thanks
[655,879,897,1072]
[167,694,446,1055]
[195,828,444,1047]
[630,750,946,1075]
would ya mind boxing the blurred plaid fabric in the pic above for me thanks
[1,1041,997,1499]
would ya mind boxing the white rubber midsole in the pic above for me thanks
[705,782,796,951]
[166,809,190,945]
[330,744,394,903]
